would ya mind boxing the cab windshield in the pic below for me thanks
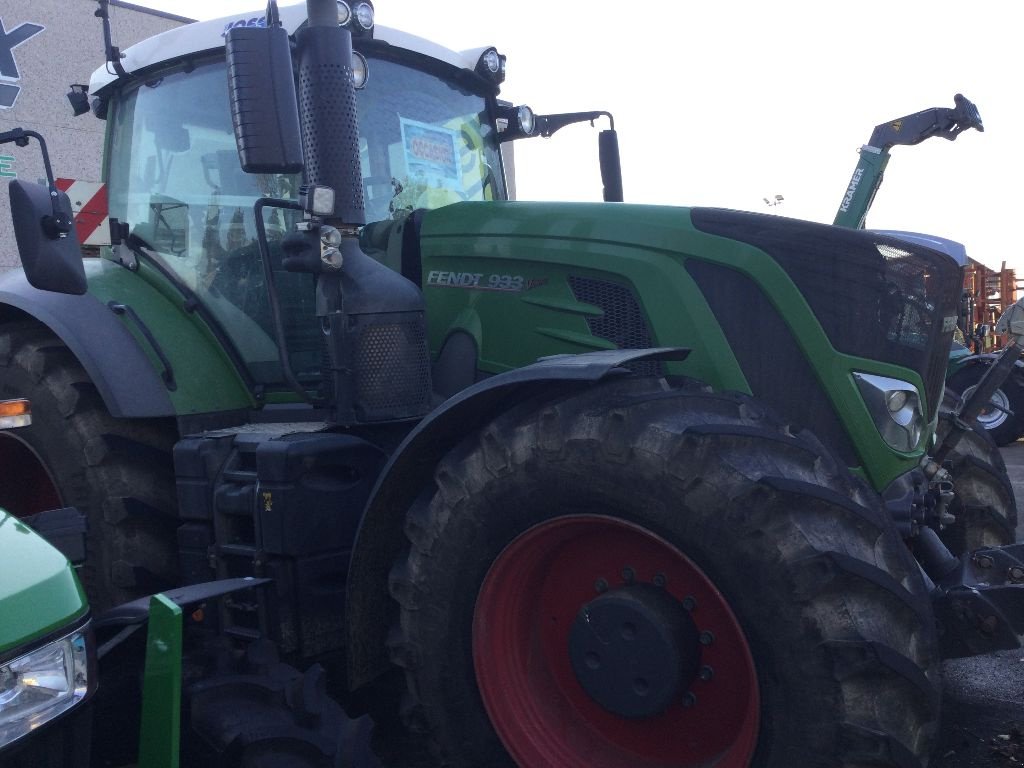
[106,54,503,387]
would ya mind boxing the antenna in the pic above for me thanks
[95,0,128,77]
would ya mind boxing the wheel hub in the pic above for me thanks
[568,583,701,718]
[963,384,1010,429]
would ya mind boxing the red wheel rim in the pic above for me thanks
[473,515,760,767]
[0,433,62,515]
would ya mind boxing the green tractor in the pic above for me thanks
[1,2,1023,766]
[0,506,93,767]
[0,506,374,768]
[1,399,93,766]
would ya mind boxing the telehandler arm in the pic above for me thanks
[834,94,983,229]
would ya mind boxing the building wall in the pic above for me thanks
[0,0,190,269]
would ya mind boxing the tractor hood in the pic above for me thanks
[416,201,963,490]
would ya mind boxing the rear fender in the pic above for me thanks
[345,347,689,691]
[0,270,173,417]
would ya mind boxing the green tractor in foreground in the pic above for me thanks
[1,1,1023,765]
[0,505,93,767]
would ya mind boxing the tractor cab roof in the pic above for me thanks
[90,2,491,96]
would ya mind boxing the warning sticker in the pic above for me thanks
[400,117,462,191]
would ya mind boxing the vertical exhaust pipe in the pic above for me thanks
[227,1,432,423]
[298,0,432,424]
[296,0,364,227]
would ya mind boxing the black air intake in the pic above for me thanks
[321,240,432,424]
[567,275,661,377]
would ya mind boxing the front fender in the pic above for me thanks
[345,347,688,691]
[948,352,1024,388]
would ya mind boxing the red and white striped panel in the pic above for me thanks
[55,179,110,246]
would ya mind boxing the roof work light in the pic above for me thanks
[476,47,506,85]
[336,1,374,37]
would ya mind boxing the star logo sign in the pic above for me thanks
[0,17,45,110]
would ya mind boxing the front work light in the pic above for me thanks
[300,185,336,217]
[0,629,91,749]
[495,104,536,140]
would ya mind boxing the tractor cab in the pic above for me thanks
[88,7,509,398]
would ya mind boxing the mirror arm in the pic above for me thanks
[536,110,615,138]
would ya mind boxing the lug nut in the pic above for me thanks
[682,596,697,611]
[698,665,714,681]
[621,567,635,584]
[681,691,697,708]
[699,630,715,646]
[653,572,666,588]
[594,578,609,593]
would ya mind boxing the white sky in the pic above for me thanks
[131,0,1021,273]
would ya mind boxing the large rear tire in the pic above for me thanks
[0,323,178,609]
[937,400,1018,553]
[388,379,942,767]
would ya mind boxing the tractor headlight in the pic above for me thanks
[336,1,351,25]
[0,629,91,749]
[854,373,924,452]
[886,390,908,413]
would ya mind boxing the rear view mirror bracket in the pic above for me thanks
[1,127,87,294]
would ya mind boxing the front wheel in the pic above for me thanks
[388,379,941,767]
[947,366,1024,446]
[937,398,1018,553]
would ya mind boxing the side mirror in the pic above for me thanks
[9,180,86,295]
[225,24,303,174]
[598,129,623,203]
